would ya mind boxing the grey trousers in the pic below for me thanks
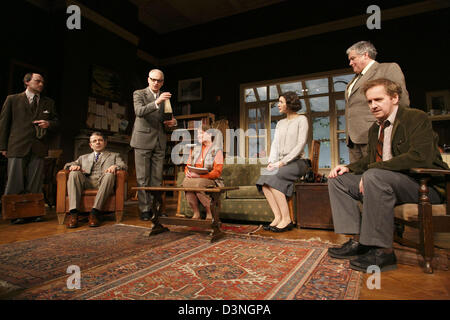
[134,147,165,213]
[5,155,44,195]
[348,143,368,163]
[67,171,116,211]
[328,168,441,248]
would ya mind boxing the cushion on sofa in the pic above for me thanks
[226,186,265,199]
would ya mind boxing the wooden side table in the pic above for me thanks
[295,183,334,230]
[131,186,238,242]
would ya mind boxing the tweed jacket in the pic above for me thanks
[345,61,410,145]
[130,87,170,150]
[64,151,127,175]
[347,106,449,177]
[0,92,59,158]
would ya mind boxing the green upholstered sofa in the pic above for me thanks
[176,162,276,223]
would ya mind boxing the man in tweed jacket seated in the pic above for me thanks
[327,79,448,272]
[64,132,127,228]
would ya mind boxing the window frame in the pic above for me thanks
[240,68,353,172]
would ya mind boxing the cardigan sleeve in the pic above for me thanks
[200,150,224,180]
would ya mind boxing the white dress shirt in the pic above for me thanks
[377,106,398,161]
[347,60,376,96]
[25,88,39,105]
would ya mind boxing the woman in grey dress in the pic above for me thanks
[256,91,309,232]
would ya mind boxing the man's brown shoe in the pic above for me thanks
[68,214,78,228]
[89,213,100,227]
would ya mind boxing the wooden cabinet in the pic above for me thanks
[295,183,334,230]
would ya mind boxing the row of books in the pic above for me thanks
[177,117,211,129]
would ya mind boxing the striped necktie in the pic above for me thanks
[94,152,100,162]
[376,120,390,162]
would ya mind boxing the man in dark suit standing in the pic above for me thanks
[131,69,177,221]
[345,41,409,162]
[0,72,59,224]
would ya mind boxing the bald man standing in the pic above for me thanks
[130,69,177,221]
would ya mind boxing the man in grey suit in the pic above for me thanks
[0,72,59,224]
[131,69,177,221]
[64,132,127,228]
[345,41,409,162]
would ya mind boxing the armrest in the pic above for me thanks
[410,168,450,175]
[411,168,450,215]
[115,170,127,210]
[56,169,69,213]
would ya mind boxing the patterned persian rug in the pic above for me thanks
[170,223,261,235]
[0,225,361,300]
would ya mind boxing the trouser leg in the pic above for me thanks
[135,148,153,212]
[93,173,116,210]
[26,154,44,193]
[360,168,440,248]
[67,170,88,211]
[135,146,165,213]
[5,158,25,195]
[328,172,363,235]
[348,143,368,163]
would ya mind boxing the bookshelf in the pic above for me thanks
[175,112,215,130]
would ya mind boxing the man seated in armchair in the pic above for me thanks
[64,131,127,228]
[327,78,448,272]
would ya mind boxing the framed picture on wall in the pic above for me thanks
[90,65,121,101]
[178,77,202,102]
[426,90,450,115]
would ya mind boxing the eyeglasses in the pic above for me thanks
[149,77,164,83]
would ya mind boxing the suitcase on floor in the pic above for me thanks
[1,193,46,220]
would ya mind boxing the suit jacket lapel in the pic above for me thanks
[345,75,358,101]
[391,106,405,146]
[85,152,95,174]
[20,92,34,117]
[348,61,380,99]
[99,151,110,169]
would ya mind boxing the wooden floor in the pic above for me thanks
[0,199,449,300]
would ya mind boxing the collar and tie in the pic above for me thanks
[31,94,38,115]
[94,152,101,162]
[376,120,391,162]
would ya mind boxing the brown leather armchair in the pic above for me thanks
[394,168,450,273]
[56,169,127,225]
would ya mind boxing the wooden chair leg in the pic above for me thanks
[418,177,434,274]
[288,197,295,225]
[57,212,66,225]
[115,210,124,223]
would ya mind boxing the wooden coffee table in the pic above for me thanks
[131,186,238,242]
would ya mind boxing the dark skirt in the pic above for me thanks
[256,158,308,197]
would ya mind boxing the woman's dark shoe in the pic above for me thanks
[271,223,294,233]
[263,223,279,231]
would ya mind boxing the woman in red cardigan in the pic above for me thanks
[182,124,224,219]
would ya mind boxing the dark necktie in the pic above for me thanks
[376,120,390,162]
[31,95,38,115]
[94,152,100,162]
